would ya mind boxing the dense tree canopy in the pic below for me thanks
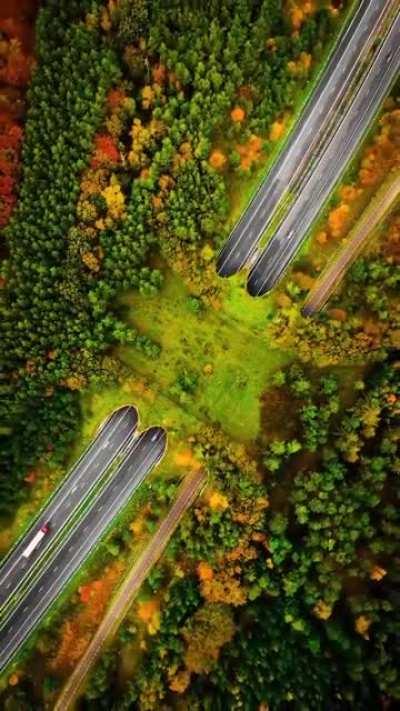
[1,2,398,710]
[0,0,334,506]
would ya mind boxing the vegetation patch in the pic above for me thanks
[1,2,399,711]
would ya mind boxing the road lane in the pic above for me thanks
[302,171,400,316]
[0,406,138,609]
[247,11,400,296]
[0,426,167,673]
[55,467,206,711]
[216,0,395,277]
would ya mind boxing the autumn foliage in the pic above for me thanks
[287,51,312,77]
[181,603,235,674]
[51,561,124,672]
[0,121,23,227]
[236,134,263,170]
[230,106,245,123]
[90,133,121,169]
[0,14,34,228]
[269,119,285,142]
[317,107,400,247]
[286,0,317,31]
[0,37,32,87]
[137,597,161,635]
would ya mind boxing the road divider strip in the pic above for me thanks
[0,406,139,620]
[0,427,167,673]
[247,9,400,296]
[216,0,396,278]
[0,406,138,580]
[54,467,206,711]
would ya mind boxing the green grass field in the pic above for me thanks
[115,269,291,442]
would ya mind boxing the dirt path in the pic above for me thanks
[303,169,400,315]
[54,467,206,711]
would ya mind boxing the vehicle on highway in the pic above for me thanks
[0,405,138,615]
[0,424,168,673]
[21,523,51,560]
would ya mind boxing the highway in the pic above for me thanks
[0,405,138,610]
[247,10,400,297]
[216,0,396,278]
[54,467,206,711]
[302,170,400,316]
[0,425,167,673]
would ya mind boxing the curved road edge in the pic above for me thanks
[54,467,206,711]
[216,0,395,278]
[0,406,139,611]
[247,9,400,296]
[0,426,167,674]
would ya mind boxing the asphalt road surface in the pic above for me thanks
[216,0,395,278]
[0,426,167,673]
[0,406,138,611]
[302,171,400,315]
[55,467,206,711]
[247,10,400,297]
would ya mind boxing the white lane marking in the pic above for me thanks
[249,17,400,296]
[0,439,164,662]
[0,557,20,584]
[217,0,391,271]
[47,409,127,520]
[0,409,131,589]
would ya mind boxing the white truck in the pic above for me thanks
[21,523,50,559]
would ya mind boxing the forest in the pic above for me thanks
[0,0,399,709]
